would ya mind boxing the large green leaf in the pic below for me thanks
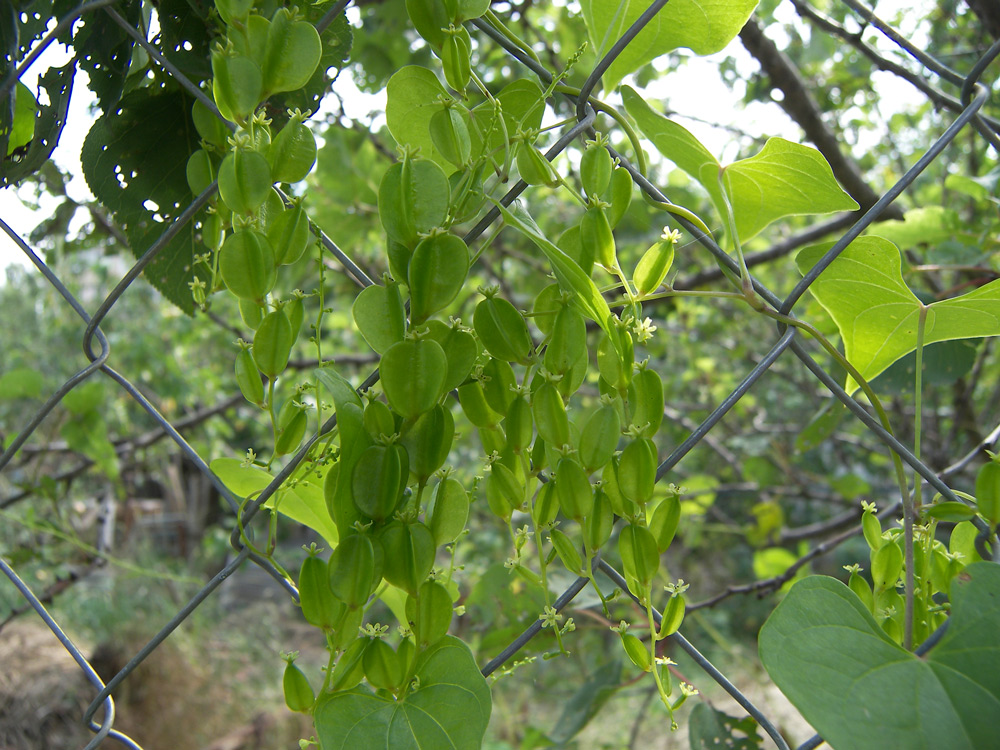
[2,61,75,187]
[81,87,208,314]
[796,236,1000,394]
[759,563,1000,750]
[623,87,858,241]
[581,0,758,92]
[315,636,492,750]
[210,458,338,546]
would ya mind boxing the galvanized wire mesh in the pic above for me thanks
[2,1,999,747]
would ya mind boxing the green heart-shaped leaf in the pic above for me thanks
[623,88,859,241]
[581,0,758,93]
[759,563,1000,750]
[315,636,491,749]
[796,236,1000,393]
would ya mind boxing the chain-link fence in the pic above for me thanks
[2,0,999,747]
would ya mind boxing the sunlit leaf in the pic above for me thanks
[796,236,1000,393]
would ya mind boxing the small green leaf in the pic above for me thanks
[623,88,859,241]
[581,0,758,92]
[796,236,1000,393]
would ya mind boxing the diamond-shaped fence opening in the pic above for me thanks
[2,1,999,748]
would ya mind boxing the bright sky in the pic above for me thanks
[0,2,932,278]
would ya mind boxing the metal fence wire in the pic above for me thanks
[2,0,999,747]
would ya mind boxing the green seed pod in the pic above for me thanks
[631,367,664,438]
[481,357,517,416]
[549,527,583,575]
[235,345,265,407]
[617,437,658,506]
[504,394,533,455]
[423,320,477,393]
[544,304,587,377]
[603,457,638,519]
[647,495,680,553]
[325,406,370,537]
[353,281,407,356]
[275,404,308,455]
[532,481,559,528]
[607,166,633,228]
[848,568,874,613]
[486,462,523,520]
[532,382,570,449]
[975,459,1000,527]
[192,98,228,149]
[659,594,685,637]
[252,307,294,378]
[580,135,612,198]
[429,105,472,167]
[532,283,563,337]
[556,350,589,400]
[363,637,405,691]
[578,402,621,472]
[585,487,614,550]
[862,508,883,551]
[516,140,560,187]
[457,379,502,427]
[428,476,470,545]
[554,456,593,522]
[330,637,367,691]
[328,533,378,609]
[267,203,312,268]
[633,234,676,297]
[597,330,632,391]
[620,632,651,672]
[405,0,452,49]
[220,229,277,302]
[186,149,215,196]
[474,296,532,365]
[580,205,616,271]
[297,552,344,630]
[282,660,315,713]
[441,29,471,93]
[378,521,436,595]
[261,7,322,96]
[284,295,305,340]
[378,158,450,249]
[408,233,469,324]
[410,579,454,647]
[211,48,262,124]
[871,539,903,592]
[363,399,397,441]
[268,114,317,183]
[352,443,409,522]
[380,338,448,418]
[218,147,273,215]
[399,404,455,484]
[619,523,660,592]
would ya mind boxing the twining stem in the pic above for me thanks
[484,10,540,65]
[906,304,929,650]
[760,306,913,581]
[552,84,647,176]
[716,170,759,308]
